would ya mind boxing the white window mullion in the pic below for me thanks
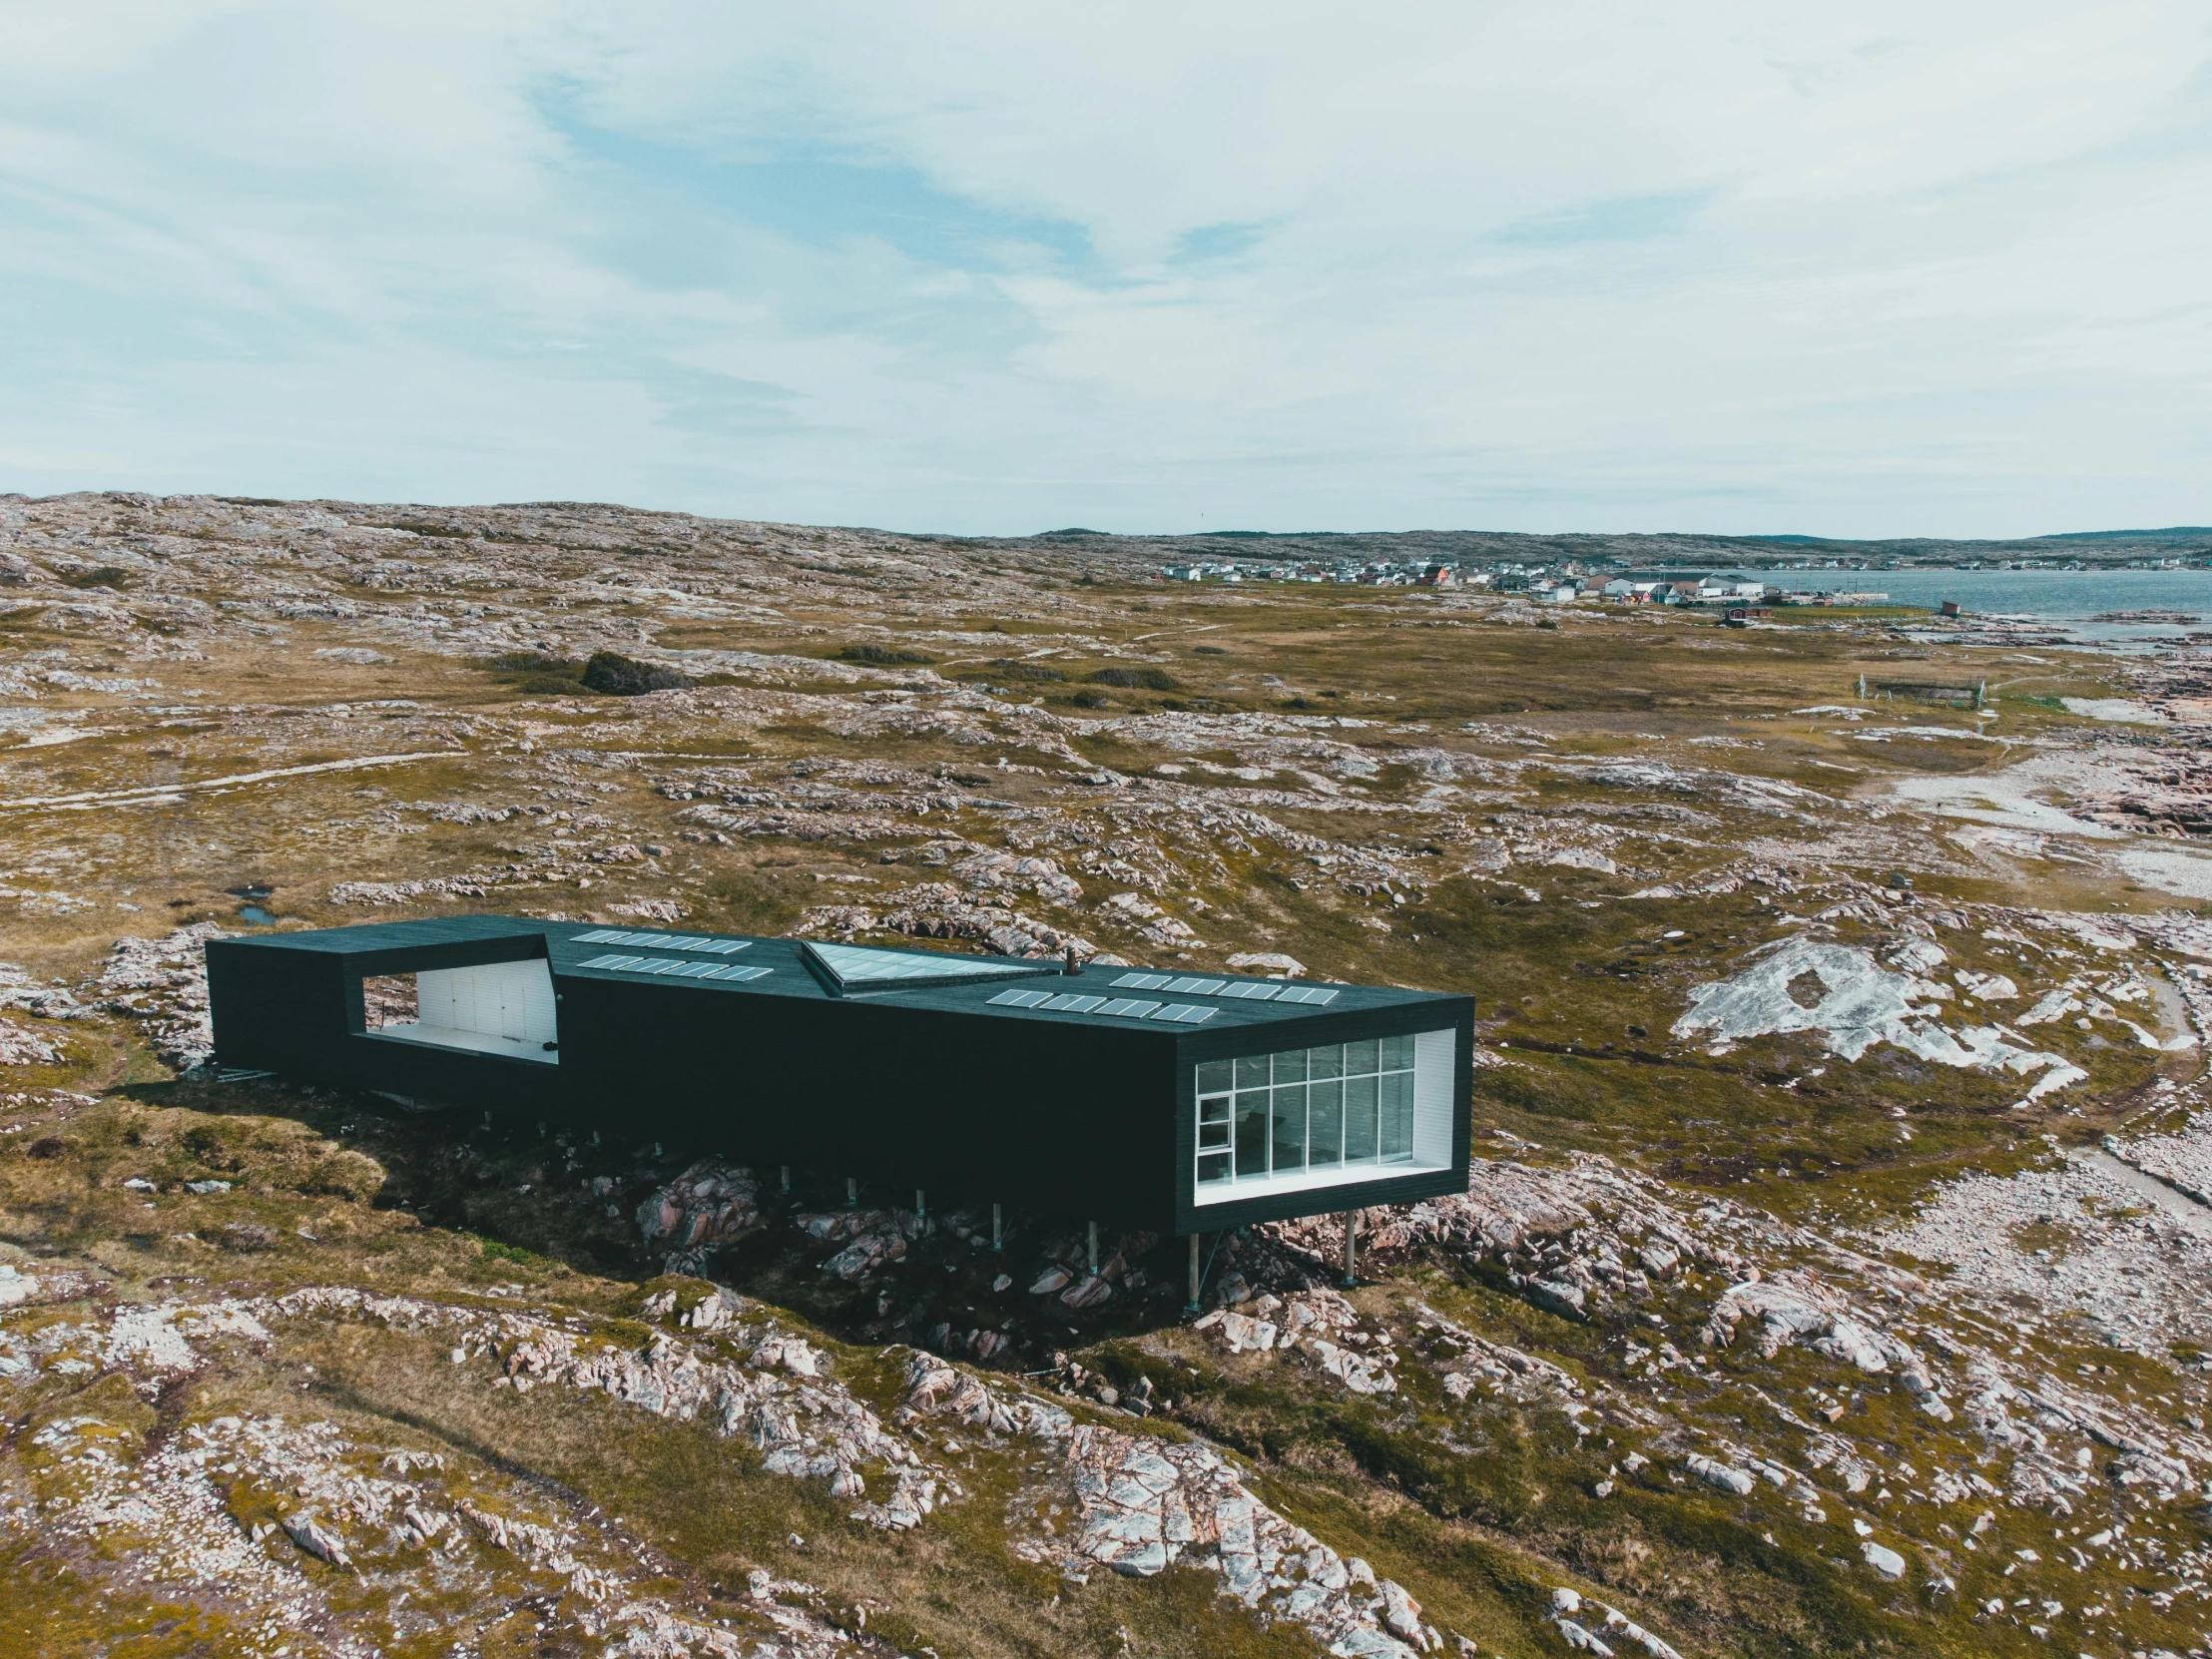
[1193,1027,1451,1206]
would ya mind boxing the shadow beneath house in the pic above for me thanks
[114,1072,655,1283]
[117,1073,1342,1375]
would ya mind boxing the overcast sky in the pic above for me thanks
[3,3,2208,537]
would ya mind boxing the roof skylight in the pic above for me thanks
[804,939,1049,994]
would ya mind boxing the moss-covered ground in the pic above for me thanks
[4,499,2208,1655]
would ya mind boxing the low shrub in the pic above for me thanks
[838,643,933,665]
[470,1234,557,1269]
[581,651,694,695]
[485,652,587,694]
[961,659,1064,683]
[1087,667,1180,691]
[60,566,132,589]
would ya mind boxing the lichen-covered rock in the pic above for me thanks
[1225,951,1306,977]
[1704,1273,1920,1375]
[88,923,223,1071]
[266,1287,944,1530]
[1686,1453,1755,1496]
[787,1206,922,1281]
[1672,937,2085,1103]
[0,962,88,1021]
[1862,1540,1907,1579]
[280,1511,350,1567]
[0,1015,61,1065]
[1195,1291,1397,1392]
[635,1160,761,1263]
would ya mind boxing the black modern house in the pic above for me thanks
[205,916,1473,1247]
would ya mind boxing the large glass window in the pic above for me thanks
[1309,1078,1344,1167]
[1197,1092,1232,1186]
[1345,1074,1379,1162]
[1235,1090,1270,1176]
[1195,1031,1442,1197]
[1381,1071,1412,1160]
[1271,1086,1307,1173]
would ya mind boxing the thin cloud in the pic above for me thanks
[0,2,2205,535]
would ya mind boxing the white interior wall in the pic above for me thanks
[415,959,558,1046]
[1412,1027,1456,1169]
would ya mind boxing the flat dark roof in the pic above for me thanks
[243,913,1455,1035]
[208,913,1477,1232]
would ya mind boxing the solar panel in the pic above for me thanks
[1165,977,1225,994]
[1042,993,1106,1013]
[632,934,680,947]
[1151,1003,1216,1024]
[1216,981,1281,1001]
[1112,971,1172,989]
[574,928,630,943]
[987,987,1054,1007]
[1096,998,1161,1018]
[695,938,751,954]
[572,951,774,982]
[1275,984,1341,1005]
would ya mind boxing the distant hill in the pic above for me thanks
[2032,526,2212,543]
[993,522,2212,568]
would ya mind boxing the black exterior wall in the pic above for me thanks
[206,918,561,1117]
[206,915,1473,1234]
[554,974,1185,1225]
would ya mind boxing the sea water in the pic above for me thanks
[1784,568,2212,649]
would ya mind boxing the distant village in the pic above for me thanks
[1156,551,2198,602]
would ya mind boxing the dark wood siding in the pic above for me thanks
[205,916,1474,1234]
[557,976,1186,1228]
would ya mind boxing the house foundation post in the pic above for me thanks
[1341,1211,1360,1288]
[915,1189,925,1222]
[991,1204,1002,1252]
[1186,1234,1202,1314]
[845,1177,856,1208]
[1087,1221,1098,1276]
[780,1165,790,1193]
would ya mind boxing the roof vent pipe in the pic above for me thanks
[1064,943,1080,975]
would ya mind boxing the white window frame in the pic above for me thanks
[1193,1028,1454,1206]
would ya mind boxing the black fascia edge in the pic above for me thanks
[206,916,556,1044]
[213,912,552,962]
[1166,989,1476,1235]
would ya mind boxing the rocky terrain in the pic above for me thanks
[6,490,2212,1656]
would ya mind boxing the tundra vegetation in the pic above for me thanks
[4,492,2212,1657]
